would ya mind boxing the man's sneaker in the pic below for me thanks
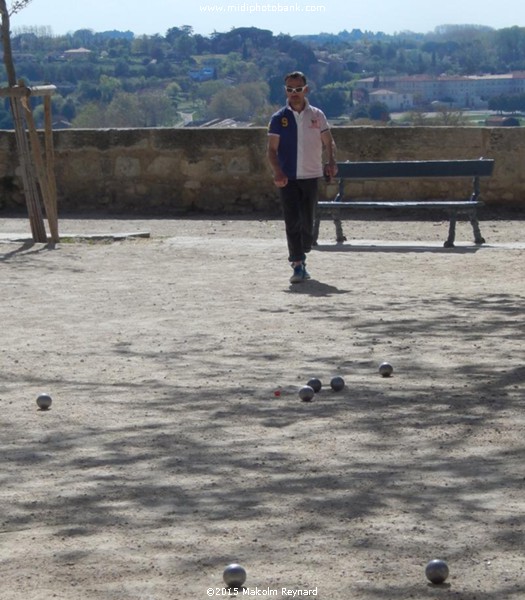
[290,264,305,283]
[302,263,311,280]
[289,263,311,283]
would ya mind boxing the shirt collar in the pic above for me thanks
[287,97,310,114]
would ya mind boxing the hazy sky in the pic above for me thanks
[9,0,525,37]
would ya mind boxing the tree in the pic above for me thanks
[72,101,107,127]
[488,93,525,113]
[166,26,196,58]
[114,59,131,77]
[71,28,95,48]
[195,79,228,103]
[165,81,182,107]
[368,101,390,121]
[311,87,348,117]
[350,101,390,122]
[208,88,251,121]
[350,104,371,120]
[73,90,177,127]
[419,107,467,126]
[207,82,270,122]
[136,90,176,127]
[495,26,525,67]
[105,92,144,126]
[99,74,121,102]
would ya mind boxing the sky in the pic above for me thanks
[9,0,525,37]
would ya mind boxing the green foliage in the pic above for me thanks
[495,26,525,67]
[0,100,13,128]
[311,87,349,117]
[488,93,525,112]
[99,74,121,102]
[350,104,370,120]
[4,24,525,127]
[351,101,390,122]
[73,89,177,127]
[195,80,228,103]
[368,101,390,121]
[207,81,271,122]
[71,102,104,128]
[208,89,251,121]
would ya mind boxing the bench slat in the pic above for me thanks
[335,159,494,179]
[317,200,483,209]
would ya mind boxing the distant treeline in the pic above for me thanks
[2,24,525,127]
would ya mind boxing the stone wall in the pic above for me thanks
[0,126,524,213]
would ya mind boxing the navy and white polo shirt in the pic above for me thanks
[268,99,330,180]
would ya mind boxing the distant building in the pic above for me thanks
[357,72,525,108]
[369,89,413,111]
[188,67,216,82]
[63,47,92,60]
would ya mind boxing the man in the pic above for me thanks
[267,71,337,283]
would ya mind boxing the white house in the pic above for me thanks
[63,47,92,60]
[369,89,414,111]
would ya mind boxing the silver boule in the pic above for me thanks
[36,393,52,410]
[379,362,394,377]
[425,559,449,584]
[223,563,247,587]
[307,378,322,393]
[330,376,345,391]
[298,385,315,402]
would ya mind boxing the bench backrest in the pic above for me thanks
[336,159,494,179]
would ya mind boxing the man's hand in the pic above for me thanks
[273,171,288,188]
[323,161,338,181]
[267,136,288,188]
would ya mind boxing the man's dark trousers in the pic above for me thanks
[280,178,318,263]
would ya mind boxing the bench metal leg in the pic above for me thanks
[313,210,346,244]
[469,212,485,245]
[445,210,485,247]
[334,214,347,243]
[445,212,457,247]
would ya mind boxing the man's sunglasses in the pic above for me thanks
[285,85,306,93]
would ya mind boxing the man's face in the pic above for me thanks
[285,77,308,108]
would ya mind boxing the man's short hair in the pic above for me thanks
[284,71,307,85]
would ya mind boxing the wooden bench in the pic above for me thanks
[314,158,495,247]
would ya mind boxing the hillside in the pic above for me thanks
[2,24,525,127]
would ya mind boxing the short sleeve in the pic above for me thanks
[268,113,282,136]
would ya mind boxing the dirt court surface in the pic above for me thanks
[1,214,524,600]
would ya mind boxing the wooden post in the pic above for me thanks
[11,95,47,242]
[43,94,58,228]
[21,94,59,243]
[0,83,60,243]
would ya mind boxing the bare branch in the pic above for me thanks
[9,0,33,16]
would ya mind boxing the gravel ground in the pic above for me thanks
[1,214,524,600]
